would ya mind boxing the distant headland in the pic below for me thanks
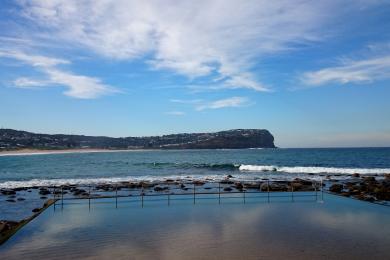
[0,128,276,152]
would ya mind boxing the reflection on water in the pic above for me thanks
[1,194,389,260]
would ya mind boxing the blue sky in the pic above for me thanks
[0,0,390,147]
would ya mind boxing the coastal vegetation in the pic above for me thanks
[0,129,275,150]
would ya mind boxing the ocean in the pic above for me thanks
[1,147,389,188]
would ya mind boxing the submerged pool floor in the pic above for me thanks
[1,193,389,260]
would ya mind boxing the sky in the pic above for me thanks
[0,0,390,148]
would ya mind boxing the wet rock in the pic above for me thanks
[340,192,351,197]
[352,173,360,177]
[244,182,261,189]
[223,187,233,192]
[260,182,288,192]
[154,186,169,192]
[39,189,51,195]
[363,176,376,182]
[6,199,16,203]
[1,189,16,196]
[0,220,19,233]
[40,196,48,199]
[220,180,234,184]
[227,174,233,178]
[17,197,26,201]
[140,182,156,189]
[329,184,343,193]
[193,180,206,186]
[235,182,244,190]
[32,208,41,213]
[13,187,27,192]
[73,189,87,196]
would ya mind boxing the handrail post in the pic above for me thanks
[89,185,91,211]
[315,180,318,201]
[193,183,196,204]
[168,193,170,206]
[115,184,118,209]
[141,183,144,208]
[53,186,56,211]
[321,178,324,201]
[291,183,294,202]
[267,180,270,203]
[61,186,64,209]
[218,182,221,204]
[243,189,246,204]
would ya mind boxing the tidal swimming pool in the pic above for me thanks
[1,193,389,260]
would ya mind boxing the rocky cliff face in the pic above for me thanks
[0,128,276,150]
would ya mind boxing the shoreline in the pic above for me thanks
[0,148,151,157]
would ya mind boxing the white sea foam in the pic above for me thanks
[239,164,390,175]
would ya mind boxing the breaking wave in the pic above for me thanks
[239,164,390,175]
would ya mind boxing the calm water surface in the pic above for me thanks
[1,193,389,260]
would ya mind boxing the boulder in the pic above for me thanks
[329,184,343,193]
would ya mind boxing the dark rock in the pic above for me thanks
[73,189,86,196]
[17,197,26,201]
[1,189,16,196]
[154,186,169,192]
[235,182,244,190]
[227,174,233,178]
[6,199,16,202]
[223,187,233,192]
[329,184,343,193]
[40,196,48,199]
[352,173,360,177]
[193,180,206,186]
[0,220,19,233]
[39,189,51,195]
[363,176,376,182]
[244,182,261,189]
[32,208,41,213]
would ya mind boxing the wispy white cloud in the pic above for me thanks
[13,0,356,92]
[301,55,390,86]
[170,99,203,104]
[196,97,251,111]
[164,111,185,116]
[0,50,69,67]
[0,49,117,99]
[13,77,50,89]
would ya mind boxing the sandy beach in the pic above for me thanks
[0,148,147,157]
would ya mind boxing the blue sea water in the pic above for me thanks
[1,148,389,188]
